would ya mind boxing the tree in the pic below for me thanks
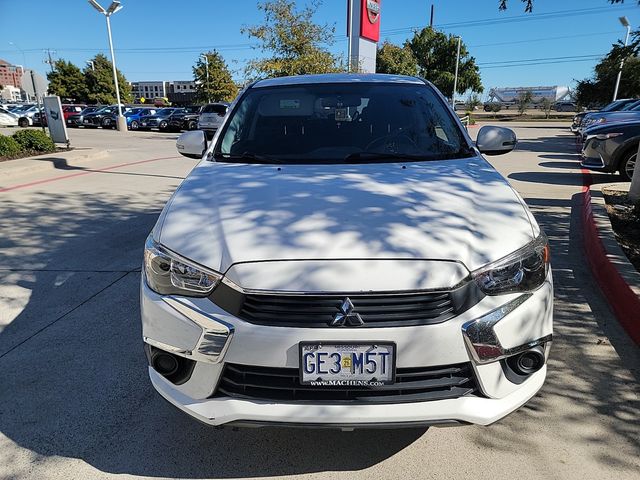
[540,97,553,119]
[516,90,533,115]
[407,27,483,97]
[576,31,640,107]
[47,59,87,102]
[83,54,132,105]
[376,41,418,76]
[242,0,344,79]
[193,51,238,103]
[465,93,482,111]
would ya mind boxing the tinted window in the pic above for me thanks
[217,83,471,164]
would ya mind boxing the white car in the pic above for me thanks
[197,102,229,137]
[141,74,553,429]
[0,107,18,127]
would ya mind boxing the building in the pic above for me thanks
[0,59,23,89]
[1,85,21,102]
[130,81,168,102]
[130,80,197,105]
[167,80,196,105]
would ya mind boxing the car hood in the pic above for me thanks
[592,111,640,122]
[158,157,535,290]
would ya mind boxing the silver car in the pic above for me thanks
[197,102,229,137]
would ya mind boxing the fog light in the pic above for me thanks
[153,352,179,376]
[507,346,545,375]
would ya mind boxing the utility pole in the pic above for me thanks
[44,49,56,72]
[429,4,434,28]
[452,36,461,107]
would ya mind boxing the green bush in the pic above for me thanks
[12,129,56,153]
[0,134,22,157]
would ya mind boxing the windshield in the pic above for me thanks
[155,108,173,116]
[125,108,145,116]
[216,83,472,164]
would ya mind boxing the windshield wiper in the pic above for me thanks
[343,151,472,163]
[214,152,283,164]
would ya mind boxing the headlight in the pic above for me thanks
[473,233,550,295]
[143,236,222,296]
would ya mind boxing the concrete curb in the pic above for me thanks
[0,149,110,180]
[581,177,640,345]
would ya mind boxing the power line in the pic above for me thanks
[477,53,606,66]
[481,57,603,69]
[468,30,620,48]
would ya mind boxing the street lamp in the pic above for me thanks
[86,60,95,71]
[200,54,210,103]
[88,0,127,132]
[612,16,631,102]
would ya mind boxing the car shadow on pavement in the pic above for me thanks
[0,186,447,479]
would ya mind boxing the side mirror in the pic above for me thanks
[476,126,517,156]
[176,130,207,159]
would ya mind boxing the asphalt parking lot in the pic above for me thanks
[0,124,639,480]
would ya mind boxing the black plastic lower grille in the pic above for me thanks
[215,362,479,403]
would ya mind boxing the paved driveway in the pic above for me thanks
[0,124,638,480]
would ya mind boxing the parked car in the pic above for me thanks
[164,105,201,132]
[0,107,18,127]
[66,106,100,128]
[580,100,640,132]
[123,107,157,130]
[554,101,577,112]
[571,98,636,134]
[14,104,39,127]
[197,102,229,137]
[142,73,553,429]
[138,108,181,130]
[581,121,639,181]
[82,105,130,128]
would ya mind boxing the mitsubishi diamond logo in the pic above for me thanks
[330,297,364,327]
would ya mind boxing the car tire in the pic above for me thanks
[18,117,28,127]
[620,148,637,182]
[188,120,197,130]
[130,120,139,130]
[159,120,168,131]
[102,118,112,129]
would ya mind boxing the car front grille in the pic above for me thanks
[214,362,479,403]
[209,281,481,328]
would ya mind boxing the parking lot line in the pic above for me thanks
[0,155,181,193]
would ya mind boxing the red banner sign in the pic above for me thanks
[360,0,381,42]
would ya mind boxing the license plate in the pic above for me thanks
[83,120,89,124]
[141,122,147,126]
[300,342,395,386]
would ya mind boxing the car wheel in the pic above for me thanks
[102,118,112,128]
[18,117,28,127]
[130,120,139,130]
[159,120,168,131]
[188,120,197,130]
[620,149,637,182]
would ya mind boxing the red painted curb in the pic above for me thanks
[580,169,640,345]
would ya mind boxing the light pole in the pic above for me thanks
[452,36,461,107]
[88,0,127,132]
[200,54,210,103]
[613,16,631,102]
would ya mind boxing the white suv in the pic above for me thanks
[142,74,553,429]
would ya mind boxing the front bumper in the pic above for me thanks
[580,138,616,173]
[141,276,553,428]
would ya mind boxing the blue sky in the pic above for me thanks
[0,0,637,99]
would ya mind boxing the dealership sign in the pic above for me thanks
[360,0,381,42]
